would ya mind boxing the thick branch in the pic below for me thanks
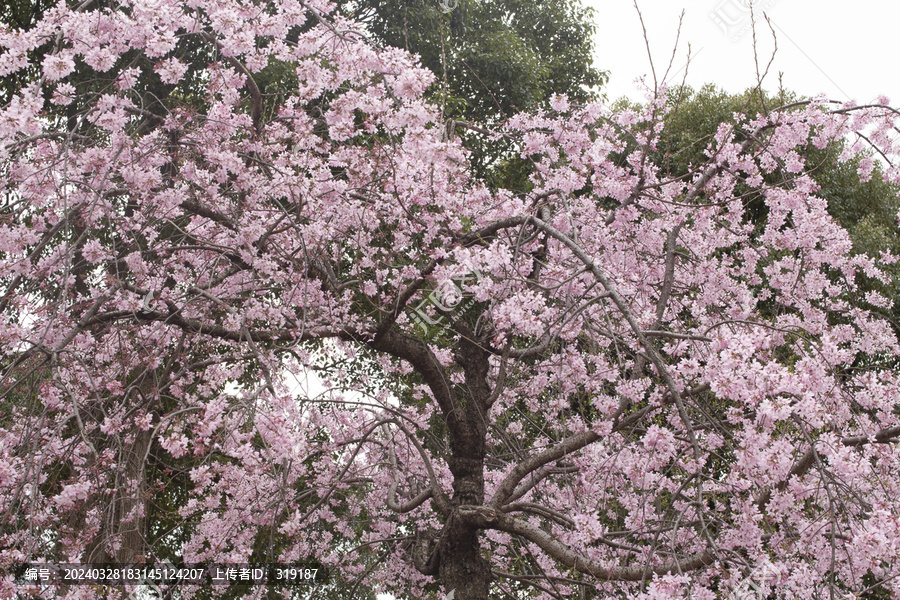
[490,429,600,508]
[504,464,580,506]
[180,198,236,230]
[503,501,575,528]
[459,216,530,247]
[86,307,349,345]
[457,505,715,581]
[654,223,683,325]
[369,328,456,422]
[387,487,433,514]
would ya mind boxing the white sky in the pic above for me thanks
[586,0,897,106]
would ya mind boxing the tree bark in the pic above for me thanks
[372,327,495,597]
[113,424,152,563]
[438,337,493,600]
[84,376,154,564]
[440,505,492,600]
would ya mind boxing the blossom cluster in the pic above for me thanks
[1,1,900,599]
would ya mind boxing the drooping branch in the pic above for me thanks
[456,505,715,581]
[86,308,338,343]
[756,424,900,512]
[383,419,451,515]
[528,215,704,459]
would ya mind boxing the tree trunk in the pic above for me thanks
[113,425,152,563]
[440,513,492,600]
[439,338,493,599]
[84,376,154,564]
[441,456,492,599]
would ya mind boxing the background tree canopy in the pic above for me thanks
[338,0,606,192]
[640,84,900,321]
[340,0,605,121]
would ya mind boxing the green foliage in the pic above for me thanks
[632,85,900,320]
[343,0,604,122]
[0,0,48,105]
[339,0,605,192]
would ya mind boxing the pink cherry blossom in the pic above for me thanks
[3,2,900,600]
[155,57,187,84]
[41,54,75,81]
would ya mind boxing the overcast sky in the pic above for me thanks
[586,0,896,106]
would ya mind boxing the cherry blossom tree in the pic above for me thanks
[2,1,900,599]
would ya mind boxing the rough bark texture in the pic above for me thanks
[84,376,154,564]
[439,517,492,600]
[370,328,495,596]
[439,337,493,600]
[113,425,152,562]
